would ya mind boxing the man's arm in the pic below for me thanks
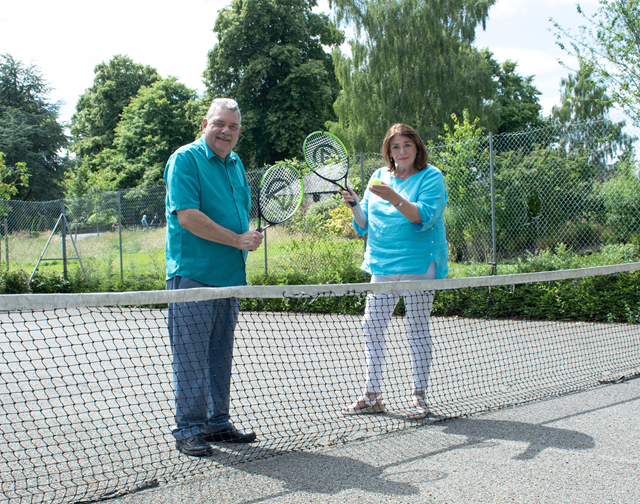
[176,208,263,251]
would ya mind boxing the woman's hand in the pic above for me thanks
[368,182,402,207]
[340,187,359,206]
[340,187,366,228]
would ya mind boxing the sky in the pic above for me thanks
[0,0,601,126]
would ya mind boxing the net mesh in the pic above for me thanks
[258,163,303,225]
[1,264,640,503]
[303,133,349,181]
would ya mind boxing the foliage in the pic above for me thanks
[245,243,640,322]
[430,110,491,262]
[553,0,640,125]
[327,0,498,151]
[286,195,342,234]
[552,63,612,123]
[204,0,344,167]
[492,60,544,134]
[70,55,161,159]
[93,77,200,189]
[0,53,67,200]
[595,157,640,245]
[0,152,29,202]
[0,269,30,294]
[435,244,640,322]
[550,63,633,171]
[322,204,359,238]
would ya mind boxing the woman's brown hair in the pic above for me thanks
[381,123,429,173]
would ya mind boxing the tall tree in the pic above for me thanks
[204,0,344,167]
[553,0,640,124]
[108,78,200,188]
[328,0,498,152]
[71,55,160,159]
[551,64,631,167]
[67,78,200,194]
[0,53,67,200]
[551,64,611,123]
[493,60,544,133]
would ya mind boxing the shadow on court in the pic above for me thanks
[208,447,446,503]
[440,418,595,460]
[199,416,595,503]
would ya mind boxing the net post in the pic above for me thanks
[489,132,497,275]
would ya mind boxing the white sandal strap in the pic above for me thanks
[362,394,382,406]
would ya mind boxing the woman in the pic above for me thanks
[340,123,448,419]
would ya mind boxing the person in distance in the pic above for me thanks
[164,98,263,457]
[339,123,448,419]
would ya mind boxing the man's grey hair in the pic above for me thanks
[206,98,241,124]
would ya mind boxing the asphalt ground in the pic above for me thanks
[106,376,640,504]
[1,308,638,503]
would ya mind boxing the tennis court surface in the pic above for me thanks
[1,264,639,503]
[104,374,640,504]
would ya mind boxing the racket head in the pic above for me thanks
[257,163,304,228]
[303,131,350,183]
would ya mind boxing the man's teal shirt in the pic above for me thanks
[164,137,251,287]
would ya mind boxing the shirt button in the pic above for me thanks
[431,241,434,243]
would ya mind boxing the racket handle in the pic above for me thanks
[348,200,357,207]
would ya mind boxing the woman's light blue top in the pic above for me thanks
[354,165,449,278]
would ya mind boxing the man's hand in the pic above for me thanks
[177,208,263,250]
[236,230,263,251]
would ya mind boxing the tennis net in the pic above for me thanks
[1,263,640,503]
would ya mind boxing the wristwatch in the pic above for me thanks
[394,199,404,208]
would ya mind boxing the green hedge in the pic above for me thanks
[2,244,639,324]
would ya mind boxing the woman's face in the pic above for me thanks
[389,134,416,170]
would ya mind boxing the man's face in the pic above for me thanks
[202,107,241,160]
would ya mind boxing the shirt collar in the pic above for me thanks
[199,136,237,164]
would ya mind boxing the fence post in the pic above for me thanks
[4,216,7,271]
[489,133,497,274]
[61,199,68,278]
[118,190,123,281]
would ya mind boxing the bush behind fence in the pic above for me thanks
[1,117,639,285]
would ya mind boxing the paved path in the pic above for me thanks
[110,376,640,504]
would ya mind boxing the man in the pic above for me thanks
[164,98,263,457]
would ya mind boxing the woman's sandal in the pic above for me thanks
[342,394,386,415]
[406,394,429,419]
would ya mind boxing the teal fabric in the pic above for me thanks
[353,165,449,278]
[164,137,251,287]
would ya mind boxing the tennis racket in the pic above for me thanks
[257,162,304,232]
[303,131,357,207]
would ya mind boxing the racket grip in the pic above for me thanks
[348,200,357,207]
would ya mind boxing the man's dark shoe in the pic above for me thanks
[202,425,257,444]
[175,435,215,457]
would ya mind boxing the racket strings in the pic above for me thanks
[259,165,303,224]
[303,134,349,181]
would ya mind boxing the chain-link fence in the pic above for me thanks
[1,117,639,284]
